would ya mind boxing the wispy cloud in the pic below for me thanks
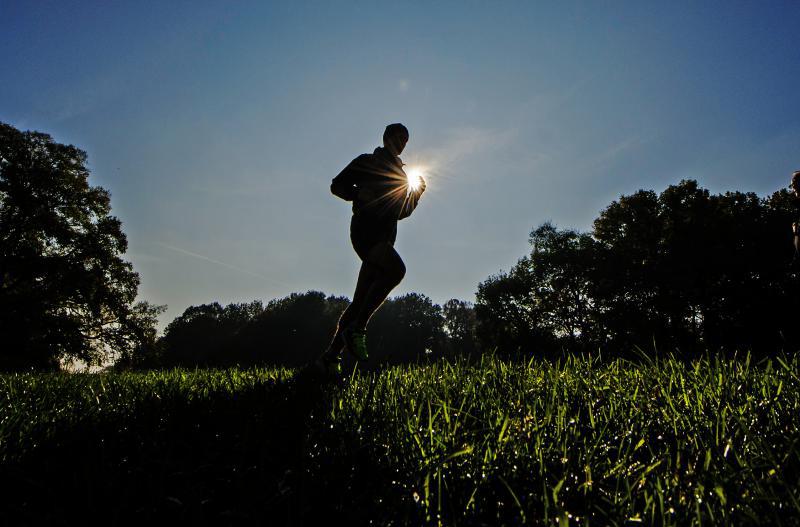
[156,242,288,285]
[581,135,651,173]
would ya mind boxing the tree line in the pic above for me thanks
[477,180,799,359]
[117,293,478,369]
[1,122,797,371]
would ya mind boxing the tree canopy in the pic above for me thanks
[0,122,160,370]
[136,291,475,369]
[476,179,800,358]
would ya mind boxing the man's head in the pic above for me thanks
[383,123,409,156]
[792,170,800,197]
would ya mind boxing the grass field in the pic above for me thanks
[1,353,799,526]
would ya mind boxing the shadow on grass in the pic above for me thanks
[0,367,418,526]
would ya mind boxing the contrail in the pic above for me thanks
[156,242,288,286]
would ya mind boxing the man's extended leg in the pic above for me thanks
[352,242,406,329]
[325,242,406,363]
[322,259,380,359]
[336,243,405,362]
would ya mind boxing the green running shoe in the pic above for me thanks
[342,326,368,361]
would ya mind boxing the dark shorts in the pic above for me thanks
[350,230,394,261]
[350,218,396,261]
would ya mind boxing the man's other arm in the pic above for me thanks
[399,182,425,220]
[330,158,363,201]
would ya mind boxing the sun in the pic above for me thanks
[406,167,425,192]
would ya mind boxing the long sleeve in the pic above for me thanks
[330,159,361,202]
[398,189,422,220]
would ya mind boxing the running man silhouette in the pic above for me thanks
[317,123,425,374]
[791,170,800,270]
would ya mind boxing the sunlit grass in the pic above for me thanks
[2,354,798,525]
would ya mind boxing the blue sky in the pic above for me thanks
[3,1,799,329]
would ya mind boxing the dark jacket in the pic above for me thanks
[331,147,422,244]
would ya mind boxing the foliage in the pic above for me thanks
[0,122,161,370]
[476,224,596,358]
[2,354,798,525]
[477,180,800,357]
[232,292,347,367]
[159,300,266,367]
[112,301,167,369]
[146,291,474,369]
[367,292,448,365]
[442,298,479,357]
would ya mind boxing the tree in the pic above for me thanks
[476,223,595,357]
[442,298,479,357]
[475,258,551,357]
[153,292,457,369]
[159,301,264,367]
[0,122,159,370]
[113,301,167,369]
[367,293,448,365]
[591,189,666,350]
[477,179,800,358]
[528,224,597,347]
[231,291,348,367]
[592,180,800,355]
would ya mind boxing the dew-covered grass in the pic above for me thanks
[1,354,799,526]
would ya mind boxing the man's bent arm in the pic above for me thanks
[398,190,422,220]
[331,161,360,201]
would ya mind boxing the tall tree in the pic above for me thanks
[591,189,666,349]
[476,223,595,357]
[0,122,158,370]
[442,298,479,357]
[160,301,264,367]
[478,179,800,358]
[368,293,448,365]
[593,180,800,354]
[475,256,552,357]
[231,292,348,367]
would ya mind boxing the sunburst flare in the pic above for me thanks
[406,167,425,192]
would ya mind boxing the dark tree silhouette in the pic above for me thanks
[591,188,665,350]
[477,179,800,358]
[147,292,462,369]
[442,298,479,357]
[476,224,595,357]
[0,122,160,370]
[367,292,447,365]
[233,292,348,367]
[159,301,265,367]
[475,260,551,358]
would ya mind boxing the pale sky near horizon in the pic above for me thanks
[2,1,799,330]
